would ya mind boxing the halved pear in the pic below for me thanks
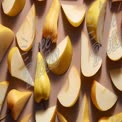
[8,47,33,86]
[34,52,50,103]
[20,113,32,122]
[16,4,36,51]
[91,80,118,111]
[110,68,122,91]
[76,94,90,122]
[0,81,9,112]
[107,14,122,61]
[2,0,26,16]
[7,89,32,120]
[61,4,86,27]
[81,32,102,77]
[57,111,67,122]
[86,0,107,43]
[58,66,81,107]
[0,24,14,62]
[36,106,56,122]
[98,113,122,122]
[46,36,72,75]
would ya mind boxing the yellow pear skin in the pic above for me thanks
[34,52,51,103]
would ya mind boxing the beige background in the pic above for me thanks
[0,0,122,122]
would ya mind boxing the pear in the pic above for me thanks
[46,36,72,75]
[76,94,90,122]
[61,4,86,27]
[0,81,9,112]
[57,111,67,122]
[107,14,122,61]
[0,24,14,62]
[42,0,60,43]
[91,80,117,111]
[20,113,32,122]
[7,89,32,120]
[36,106,56,122]
[81,32,102,77]
[110,68,122,91]
[98,113,122,122]
[58,66,81,107]
[34,52,50,103]
[86,0,107,43]
[16,4,36,51]
[8,47,33,86]
[2,0,26,16]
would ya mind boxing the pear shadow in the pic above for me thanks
[111,1,122,12]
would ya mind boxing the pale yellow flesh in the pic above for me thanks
[16,4,36,51]
[57,111,67,122]
[110,68,122,91]
[58,66,81,107]
[86,0,107,43]
[0,24,14,62]
[61,4,86,27]
[46,36,72,75]
[7,89,32,120]
[0,81,9,112]
[34,52,50,103]
[2,0,26,16]
[98,113,122,122]
[81,32,102,77]
[8,47,33,86]
[107,14,122,61]
[20,113,32,122]
[36,106,56,122]
[91,81,117,111]
[76,94,90,122]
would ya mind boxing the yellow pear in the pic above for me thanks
[81,32,102,77]
[0,81,9,112]
[46,36,72,75]
[34,52,50,103]
[42,0,60,43]
[36,106,56,122]
[58,66,81,107]
[16,4,36,51]
[107,14,122,61]
[98,113,122,122]
[57,111,68,122]
[61,4,86,27]
[8,47,33,86]
[76,94,90,122]
[86,0,107,43]
[7,89,32,120]
[0,24,14,62]
[91,80,117,111]
[2,0,26,16]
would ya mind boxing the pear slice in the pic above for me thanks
[91,80,118,111]
[2,0,26,16]
[20,113,32,122]
[34,52,50,103]
[7,89,32,120]
[98,112,122,122]
[107,14,122,61]
[81,32,102,77]
[58,66,81,107]
[36,106,56,122]
[110,68,122,91]
[16,4,36,51]
[61,4,86,27]
[86,0,107,43]
[57,111,67,122]
[76,94,90,122]
[0,24,14,62]
[8,47,33,86]
[46,36,72,75]
[0,81,9,112]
